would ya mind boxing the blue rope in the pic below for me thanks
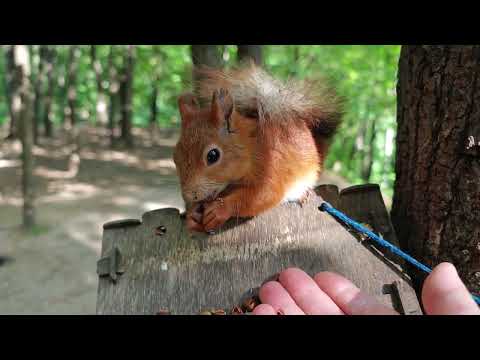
[319,201,480,306]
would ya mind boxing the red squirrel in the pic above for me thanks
[173,63,342,233]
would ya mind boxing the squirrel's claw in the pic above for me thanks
[186,215,206,233]
[185,203,206,232]
[203,198,231,232]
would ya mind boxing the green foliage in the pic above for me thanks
[133,45,191,127]
[0,45,400,196]
[265,45,400,196]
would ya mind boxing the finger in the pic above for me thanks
[203,203,218,217]
[186,217,204,232]
[203,211,217,227]
[252,303,277,315]
[422,262,480,315]
[190,209,203,223]
[314,272,398,315]
[259,281,305,315]
[203,215,221,232]
[277,268,344,315]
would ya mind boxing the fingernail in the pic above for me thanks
[261,273,280,286]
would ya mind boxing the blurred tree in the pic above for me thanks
[90,45,109,126]
[120,45,135,148]
[191,45,223,88]
[65,46,80,128]
[42,45,56,137]
[3,46,17,139]
[12,45,35,228]
[237,45,263,65]
[107,45,120,146]
[391,45,480,295]
[32,45,48,143]
[150,45,164,127]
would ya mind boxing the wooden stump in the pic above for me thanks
[96,184,422,315]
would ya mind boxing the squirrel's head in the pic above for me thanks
[173,88,257,205]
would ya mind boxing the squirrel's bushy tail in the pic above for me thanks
[194,62,343,140]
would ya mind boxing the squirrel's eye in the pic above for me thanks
[206,148,221,165]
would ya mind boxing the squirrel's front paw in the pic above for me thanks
[186,203,206,233]
[203,198,233,232]
[186,215,206,233]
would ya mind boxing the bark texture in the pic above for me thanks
[237,45,263,66]
[391,45,480,294]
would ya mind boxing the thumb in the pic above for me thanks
[421,262,480,315]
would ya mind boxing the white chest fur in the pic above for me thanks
[282,170,318,203]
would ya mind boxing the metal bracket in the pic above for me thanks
[97,246,125,283]
[383,281,422,315]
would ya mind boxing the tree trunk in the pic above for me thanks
[32,45,49,144]
[150,45,164,140]
[91,45,108,126]
[12,45,35,228]
[391,45,480,295]
[150,85,158,126]
[237,45,263,66]
[361,118,376,182]
[42,46,56,138]
[4,46,17,139]
[107,46,120,148]
[120,45,134,148]
[64,46,79,128]
[190,45,223,88]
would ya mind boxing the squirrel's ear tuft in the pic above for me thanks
[210,88,234,129]
[178,93,199,126]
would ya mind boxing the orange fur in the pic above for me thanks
[174,64,342,232]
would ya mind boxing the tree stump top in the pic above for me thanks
[96,184,422,315]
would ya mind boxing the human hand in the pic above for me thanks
[252,262,480,315]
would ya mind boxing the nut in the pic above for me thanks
[155,309,170,315]
[242,296,260,312]
[231,306,244,315]
[212,309,226,315]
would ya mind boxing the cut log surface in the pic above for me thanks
[97,184,422,315]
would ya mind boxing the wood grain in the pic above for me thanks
[97,185,422,315]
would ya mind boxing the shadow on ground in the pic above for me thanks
[0,125,350,314]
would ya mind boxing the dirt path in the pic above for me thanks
[0,126,349,314]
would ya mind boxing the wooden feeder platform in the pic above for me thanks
[96,184,422,315]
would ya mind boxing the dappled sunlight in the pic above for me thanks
[40,182,99,203]
[65,213,105,255]
[34,154,80,180]
[110,196,138,206]
[79,147,177,174]
[33,145,76,159]
[143,201,184,212]
[0,159,20,168]
[0,195,22,207]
